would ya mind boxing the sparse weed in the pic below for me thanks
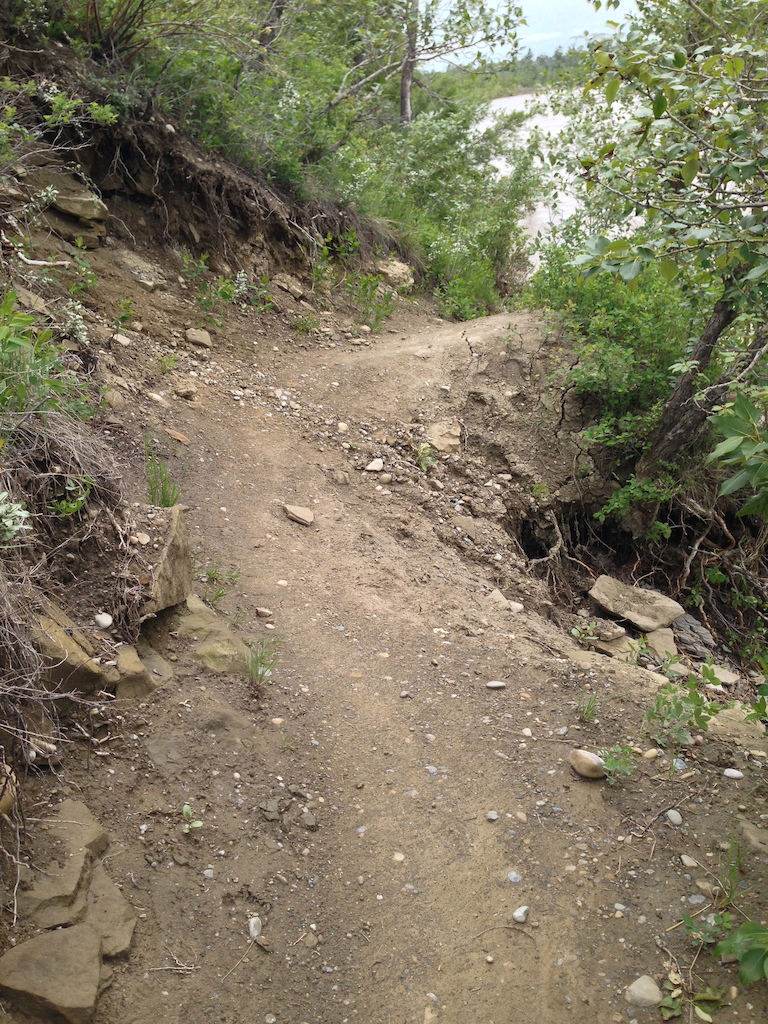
[245,636,284,687]
[292,313,320,334]
[181,804,203,834]
[577,692,599,723]
[716,921,768,988]
[531,481,550,502]
[144,435,180,507]
[571,621,598,645]
[0,492,31,546]
[157,352,179,373]
[112,298,135,331]
[415,442,436,472]
[643,679,716,752]
[683,910,732,946]
[598,743,635,786]
[47,474,93,517]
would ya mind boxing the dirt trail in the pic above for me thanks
[23,298,767,1024]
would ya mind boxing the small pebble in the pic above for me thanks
[248,916,263,940]
[723,768,744,780]
[515,811,528,823]
[665,809,683,826]
[486,810,499,822]
[507,870,522,884]
[94,612,113,629]
[512,905,529,923]
[643,748,659,760]
[486,955,494,963]
[680,855,698,868]
[486,680,506,690]
[202,869,214,880]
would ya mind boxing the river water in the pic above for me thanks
[487,93,576,237]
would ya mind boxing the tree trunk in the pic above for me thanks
[636,294,737,476]
[400,0,419,123]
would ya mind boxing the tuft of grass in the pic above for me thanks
[577,692,599,723]
[144,435,180,507]
[245,636,284,687]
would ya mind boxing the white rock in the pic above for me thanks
[486,810,499,822]
[589,574,684,631]
[248,916,263,940]
[365,458,384,472]
[723,768,744,780]
[508,601,524,614]
[624,975,662,1008]
[486,680,506,690]
[337,422,349,433]
[681,855,698,868]
[568,749,606,779]
[512,906,529,923]
[666,809,683,826]
[94,612,113,629]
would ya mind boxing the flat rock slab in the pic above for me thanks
[140,504,193,616]
[428,419,462,453]
[645,627,678,661]
[589,574,684,632]
[86,863,136,957]
[707,705,768,753]
[625,975,662,1008]
[185,327,212,348]
[0,922,102,1024]
[18,799,108,923]
[284,504,314,527]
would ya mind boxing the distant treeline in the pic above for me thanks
[422,47,583,104]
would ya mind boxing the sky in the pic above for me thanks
[518,0,636,54]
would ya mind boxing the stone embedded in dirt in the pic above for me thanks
[673,613,715,659]
[34,600,110,696]
[140,505,194,616]
[255,607,273,618]
[723,768,744,780]
[665,809,683,826]
[0,922,103,1024]
[365,458,384,472]
[176,385,198,401]
[375,258,414,292]
[624,975,662,1008]
[112,333,132,348]
[592,635,637,662]
[115,645,157,700]
[284,504,314,527]
[301,812,318,830]
[707,704,768,754]
[93,612,113,629]
[85,863,136,957]
[589,575,685,632]
[485,680,506,690]
[515,811,528,823]
[185,327,213,348]
[645,627,678,661]
[486,810,499,822]
[568,749,606,779]
[176,594,250,674]
[135,532,151,545]
[680,855,698,869]
[507,870,523,883]
[271,272,304,300]
[427,419,461,453]
[19,799,108,928]
[643,748,659,760]
[248,916,263,940]
[508,601,524,614]
[337,422,349,433]
[512,906,529,923]
[710,664,740,687]
[486,589,511,610]
[380,473,393,484]
[596,621,626,642]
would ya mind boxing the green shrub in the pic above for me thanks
[526,246,702,424]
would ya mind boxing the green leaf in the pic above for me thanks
[619,259,643,281]
[659,258,678,282]
[718,469,750,496]
[681,154,700,185]
[605,77,621,104]
[652,93,668,117]
[708,434,746,461]
[694,1008,712,1022]
[738,948,768,986]
[745,264,768,280]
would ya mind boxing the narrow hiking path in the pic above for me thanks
[25,297,767,1024]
